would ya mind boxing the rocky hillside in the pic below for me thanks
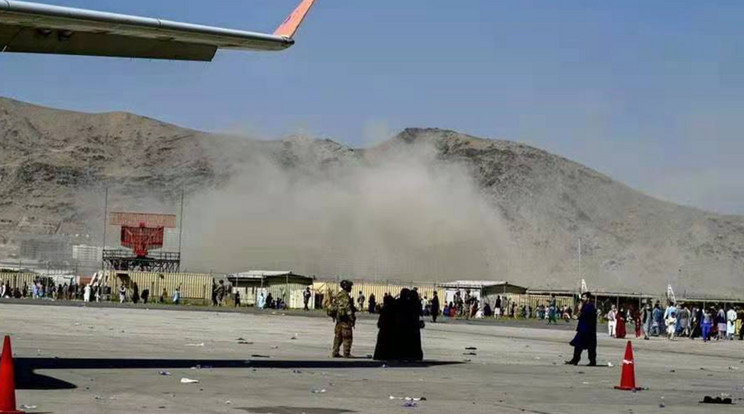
[1,97,742,297]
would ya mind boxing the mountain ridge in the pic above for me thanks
[1,97,742,296]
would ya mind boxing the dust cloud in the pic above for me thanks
[180,139,518,281]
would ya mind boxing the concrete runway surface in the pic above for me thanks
[1,303,742,413]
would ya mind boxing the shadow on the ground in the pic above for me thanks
[15,358,462,390]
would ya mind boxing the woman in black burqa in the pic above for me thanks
[373,294,397,360]
[402,289,424,361]
[373,288,424,361]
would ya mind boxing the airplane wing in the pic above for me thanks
[0,0,316,61]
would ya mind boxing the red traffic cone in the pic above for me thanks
[0,336,25,413]
[615,340,642,391]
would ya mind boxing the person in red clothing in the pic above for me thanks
[615,307,627,339]
[633,308,642,338]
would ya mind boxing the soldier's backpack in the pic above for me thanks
[322,287,338,319]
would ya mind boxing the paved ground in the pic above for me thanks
[1,303,743,414]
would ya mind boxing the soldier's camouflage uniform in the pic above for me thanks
[332,288,356,357]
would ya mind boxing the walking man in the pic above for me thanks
[607,305,617,337]
[303,287,312,311]
[548,295,558,324]
[331,280,356,358]
[566,292,597,366]
[357,291,365,313]
[641,302,653,340]
[430,291,440,323]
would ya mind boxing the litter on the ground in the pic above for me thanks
[312,389,327,394]
[465,347,477,350]
[390,395,426,401]
[607,362,614,368]
[180,378,200,384]
[701,396,733,405]
[185,343,204,347]
[403,401,418,408]
[20,405,38,410]
[158,371,171,376]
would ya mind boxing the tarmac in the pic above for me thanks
[1,302,743,414]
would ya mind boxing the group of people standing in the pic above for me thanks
[327,280,424,361]
[606,301,744,342]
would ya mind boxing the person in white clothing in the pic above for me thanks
[607,305,618,337]
[727,307,738,340]
[83,284,92,303]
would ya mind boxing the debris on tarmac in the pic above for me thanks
[465,347,477,350]
[312,389,327,394]
[251,354,271,358]
[402,401,418,408]
[463,352,477,356]
[607,362,614,368]
[180,378,200,384]
[158,371,171,376]
[701,395,733,404]
[185,343,205,347]
[20,405,37,410]
[391,396,427,402]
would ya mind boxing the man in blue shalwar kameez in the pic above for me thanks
[566,292,597,366]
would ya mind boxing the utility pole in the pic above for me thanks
[578,238,582,282]
[178,188,185,255]
[101,187,108,267]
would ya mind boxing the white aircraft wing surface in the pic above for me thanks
[0,0,316,61]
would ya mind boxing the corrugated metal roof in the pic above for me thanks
[437,280,511,289]
[229,271,313,280]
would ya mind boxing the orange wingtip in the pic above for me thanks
[274,0,317,38]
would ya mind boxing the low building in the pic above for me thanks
[227,271,314,309]
[437,280,527,308]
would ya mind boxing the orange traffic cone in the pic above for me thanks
[615,340,642,391]
[0,336,25,413]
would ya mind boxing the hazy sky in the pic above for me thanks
[2,1,744,214]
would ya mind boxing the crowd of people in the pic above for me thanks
[605,301,744,342]
[0,278,96,301]
[0,277,186,305]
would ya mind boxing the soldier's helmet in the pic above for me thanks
[340,280,353,292]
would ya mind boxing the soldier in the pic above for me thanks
[332,280,356,358]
